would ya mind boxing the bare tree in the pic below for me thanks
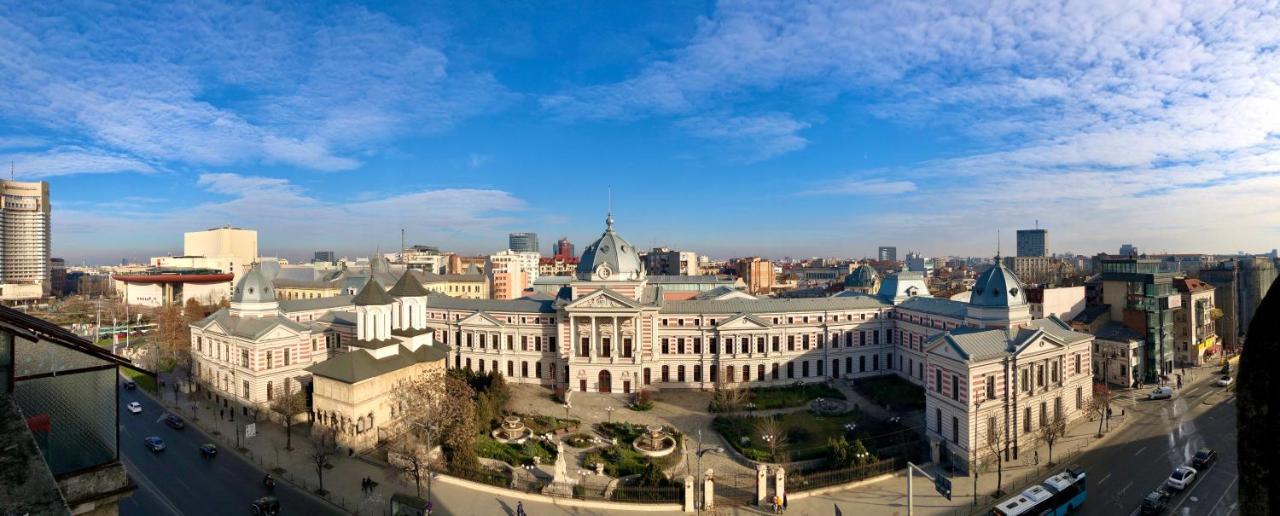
[270,382,308,451]
[755,417,789,463]
[1038,414,1067,467]
[984,421,1005,497]
[1088,383,1112,436]
[310,426,338,495]
[709,379,750,412]
[392,370,478,469]
[388,436,434,498]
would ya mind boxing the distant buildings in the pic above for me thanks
[735,257,775,295]
[553,237,575,260]
[642,247,699,276]
[905,252,933,277]
[401,245,448,273]
[1196,262,1240,352]
[1004,256,1052,284]
[1016,228,1048,257]
[1118,244,1138,256]
[0,179,51,301]
[487,250,540,300]
[878,246,897,262]
[1099,256,1178,382]
[1239,255,1277,337]
[114,226,256,307]
[174,226,258,276]
[508,232,539,254]
[1025,285,1085,321]
[1173,278,1218,367]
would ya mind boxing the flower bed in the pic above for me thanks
[713,408,917,464]
[475,434,558,466]
[581,422,682,477]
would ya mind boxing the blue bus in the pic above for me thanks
[992,466,1087,516]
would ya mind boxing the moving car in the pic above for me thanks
[1166,466,1197,490]
[1139,489,1171,515]
[126,402,143,414]
[250,496,280,516]
[122,380,137,390]
[163,414,186,429]
[199,443,218,458]
[1148,386,1175,400]
[1215,376,1233,387]
[144,436,166,452]
[1192,448,1217,469]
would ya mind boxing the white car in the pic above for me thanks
[126,402,142,414]
[1149,386,1175,400]
[1215,376,1233,387]
[1166,466,1197,490]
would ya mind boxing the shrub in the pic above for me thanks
[630,389,655,411]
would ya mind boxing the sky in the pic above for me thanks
[2,0,1279,264]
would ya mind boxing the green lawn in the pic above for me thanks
[474,434,558,466]
[121,367,158,393]
[851,375,925,410]
[749,384,846,410]
[714,408,917,463]
[581,422,683,477]
[513,413,580,435]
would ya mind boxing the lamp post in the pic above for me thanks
[693,429,724,510]
[605,406,614,424]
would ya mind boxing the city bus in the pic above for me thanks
[992,466,1087,516]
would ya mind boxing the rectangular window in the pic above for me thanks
[757,337,765,353]
[816,360,824,376]
[873,354,879,371]
[873,330,880,345]
[787,335,795,351]
[1076,386,1083,409]
[507,335,514,350]
[677,338,685,354]
[535,361,542,378]
[936,408,943,434]
[772,363,780,379]
[787,362,795,379]
[243,380,249,399]
[601,338,611,357]
[266,352,272,370]
[242,349,249,368]
[772,336,780,352]
[935,368,943,393]
[661,338,669,354]
[522,335,529,351]
[1037,365,1045,387]
[1052,362,1060,383]
[1074,354,1082,375]
[951,375,959,401]
[622,338,633,358]
[859,355,866,372]
[284,349,290,367]
[988,416,997,445]
[694,365,702,382]
[802,334,810,350]
[581,337,591,357]
[694,337,702,354]
[952,416,959,443]
[1040,401,1048,427]
[801,361,809,377]
[986,374,996,400]
[859,331,866,346]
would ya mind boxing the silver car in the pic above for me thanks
[1149,386,1174,400]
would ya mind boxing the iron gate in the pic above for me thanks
[714,472,757,508]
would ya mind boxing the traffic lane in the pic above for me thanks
[118,387,343,516]
[1078,386,1231,515]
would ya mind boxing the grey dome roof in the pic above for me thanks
[844,264,880,287]
[970,260,1027,308]
[231,263,275,304]
[576,214,645,281]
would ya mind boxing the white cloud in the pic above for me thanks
[798,177,917,196]
[677,112,811,163]
[1,146,154,177]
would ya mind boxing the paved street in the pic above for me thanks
[116,380,344,516]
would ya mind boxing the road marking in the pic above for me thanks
[1134,446,1148,456]
[1207,474,1239,515]
[1118,481,1133,496]
[1099,473,1112,484]
[119,453,183,516]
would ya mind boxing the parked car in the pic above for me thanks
[163,414,186,429]
[1149,386,1175,400]
[250,496,280,516]
[1193,448,1218,469]
[1166,466,1197,490]
[1215,376,1233,387]
[126,402,143,414]
[199,443,218,458]
[122,380,137,390]
[1140,489,1171,515]
[144,436,165,452]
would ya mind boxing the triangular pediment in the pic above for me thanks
[567,288,641,310]
[927,335,969,362]
[1010,329,1066,358]
[717,312,771,330]
[261,325,301,341]
[459,311,504,327]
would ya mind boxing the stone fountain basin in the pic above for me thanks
[631,435,677,458]
[491,427,533,444]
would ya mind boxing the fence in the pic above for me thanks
[789,458,901,492]
[445,464,683,504]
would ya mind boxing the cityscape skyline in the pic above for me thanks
[4,2,1279,262]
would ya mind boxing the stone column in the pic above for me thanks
[703,469,715,510]
[774,467,786,503]
[589,315,597,363]
[683,475,695,513]
[756,464,769,506]
[612,316,620,364]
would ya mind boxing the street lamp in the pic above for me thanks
[693,429,724,510]
[605,406,614,424]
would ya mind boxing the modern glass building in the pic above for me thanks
[1100,257,1179,383]
[508,232,540,254]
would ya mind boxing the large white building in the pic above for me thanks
[487,250,540,300]
[0,180,51,300]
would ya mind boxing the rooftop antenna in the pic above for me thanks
[9,161,13,180]
[996,229,1001,259]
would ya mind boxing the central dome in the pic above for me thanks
[576,213,645,281]
[970,259,1027,308]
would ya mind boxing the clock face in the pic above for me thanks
[597,265,612,279]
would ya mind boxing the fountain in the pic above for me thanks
[810,396,852,416]
[631,424,677,458]
[491,415,533,444]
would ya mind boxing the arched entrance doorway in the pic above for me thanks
[598,370,612,393]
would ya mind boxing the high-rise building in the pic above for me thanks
[165,226,258,276]
[487,250,540,300]
[642,247,698,276]
[508,232,540,254]
[1239,255,1277,335]
[49,257,66,297]
[1016,228,1048,257]
[1197,261,1240,352]
[1118,244,1138,256]
[553,237,574,260]
[877,246,897,262]
[0,180,51,300]
[1100,256,1179,382]
[905,252,933,276]
[314,250,336,264]
[736,257,775,295]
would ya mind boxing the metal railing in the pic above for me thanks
[789,458,900,492]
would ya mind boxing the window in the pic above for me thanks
[845,357,852,374]
[1055,397,1063,420]
[266,351,273,369]
[267,381,273,401]
[873,330,880,345]
[580,337,591,357]
[535,361,542,378]
[677,365,686,382]
[1020,369,1029,391]
[284,349,290,366]
[1076,386,1083,409]
[1040,401,1048,427]
[758,364,766,381]
[694,337,702,354]
[622,338,633,358]
[816,360,824,376]
[644,368,651,385]
[873,354,879,370]
[1074,354,1082,375]
[859,356,866,372]
[987,417,998,445]
[242,349,249,368]
[507,361,514,377]
[1052,362,1060,384]
[787,362,795,379]
[662,365,670,382]
[772,363,780,379]
[243,380,250,399]
[772,336,780,352]
[787,336,795,351]
[506,335,514,350]
[936,408,943,433]
[801,361,809,377]
[986,374,996,400]
[1037,365,1045,387]
[677,338,685,354]
[694,365,702,382]
[952,416,959,443]
[522,336,529,351]
[757,337,765,353]
[802,334,810,350]
[1024,407,1032,433]
[951,375,960,401]
[661,338,669,354]
[935,368,943,393]
[710,366,718,383]
[859,331,866,346]
[601,338,611,357]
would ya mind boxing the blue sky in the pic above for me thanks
[3,1,1279,264]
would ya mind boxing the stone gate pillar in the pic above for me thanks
[756,463,769,506]
[683,475,695,513]
[774,467,787,503]
[703,469,715,510]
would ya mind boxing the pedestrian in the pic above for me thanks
[516,501,525,516]
[1034,450,1039,466]
[773,494,781,514]
[360,478,365,494]
[783,493,788,512]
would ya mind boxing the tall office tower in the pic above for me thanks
[1016,228,1049,257]
[314,251,336,264]
[878,246,897,262]
[1100,256,1178,383]
[554,237,575,259]
[1239,255,1277,336]
[1118,244,1138,256]
[0,180,51,300]
[509,232,540,254]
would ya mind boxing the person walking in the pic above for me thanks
[516,501,526,516]
[783,493,789,512]
[1034,450,1040,466]
[773,494,781,514]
